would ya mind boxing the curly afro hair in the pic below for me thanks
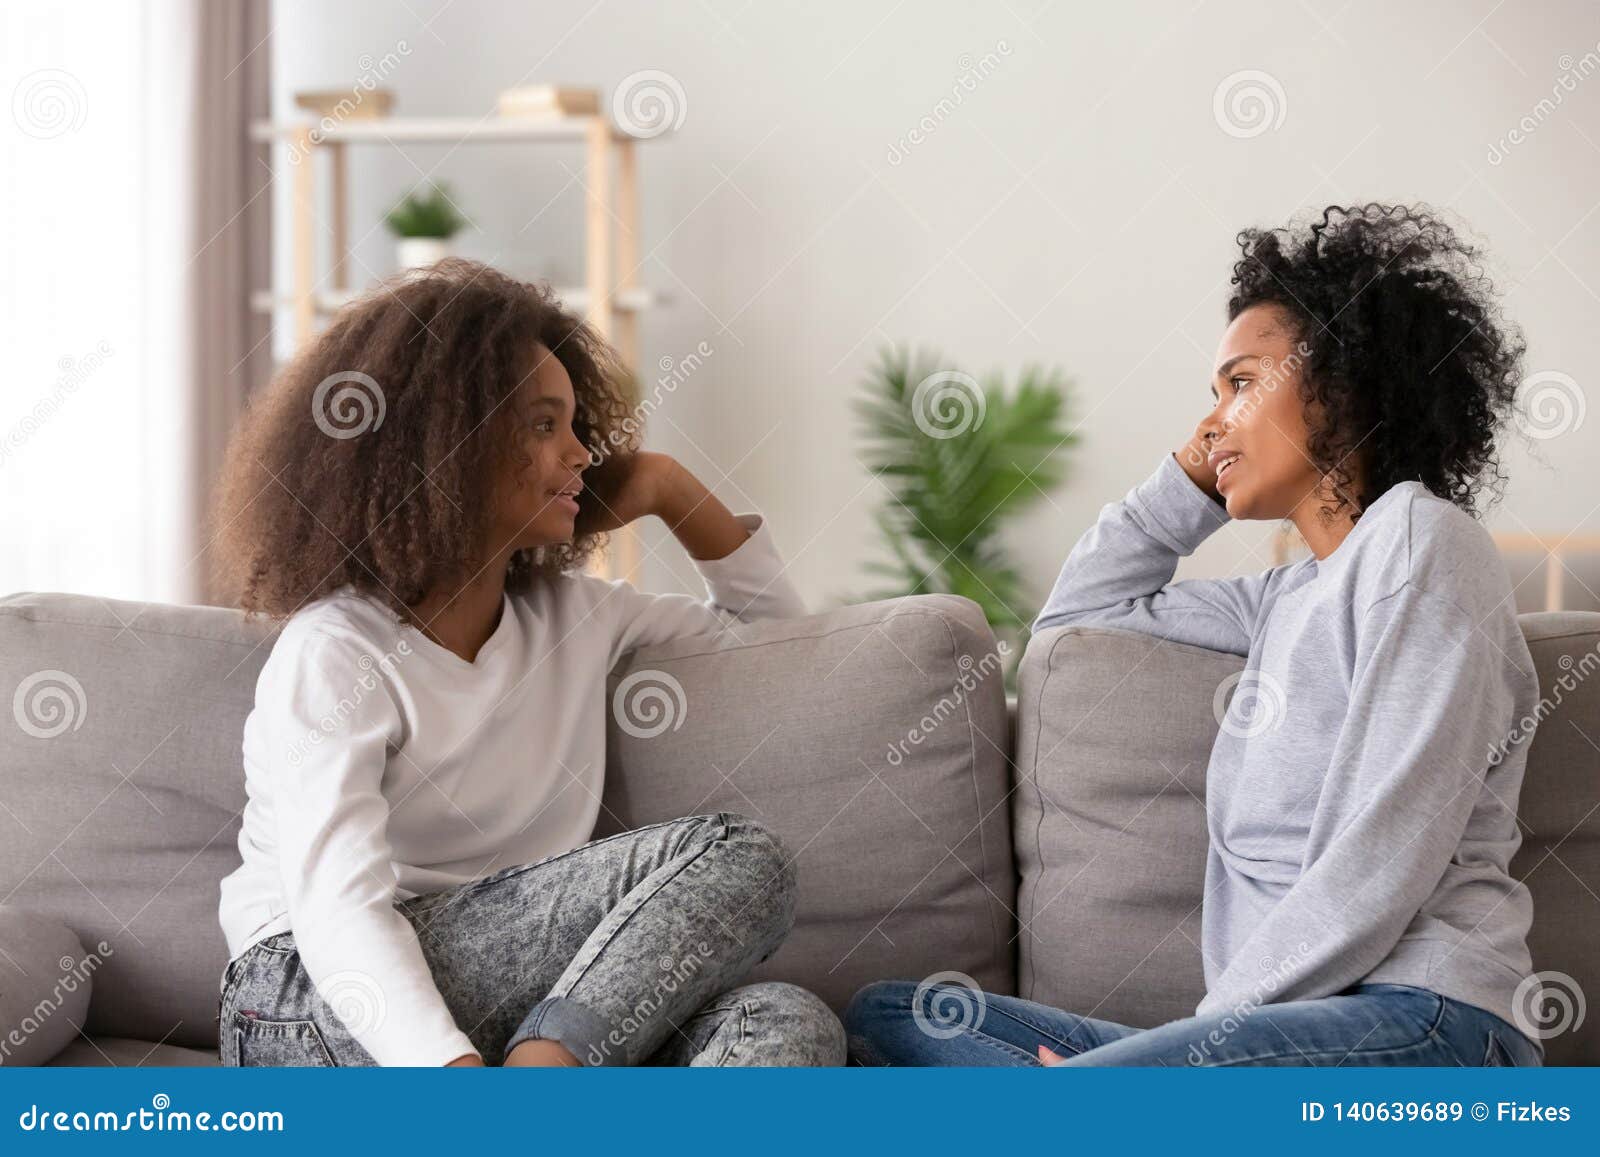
[1227,202,1526,521]
[209,259,638,624]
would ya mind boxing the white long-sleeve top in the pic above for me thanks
[217,514,805,1066]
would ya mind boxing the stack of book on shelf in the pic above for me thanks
[497,85,600,119]
[294,89,395,118]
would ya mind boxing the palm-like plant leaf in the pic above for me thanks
[854,346,1077,669]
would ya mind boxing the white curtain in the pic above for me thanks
[1,0,270,606]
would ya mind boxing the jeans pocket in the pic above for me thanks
[231,1011,337,1067]
[1482,1031,1516,1067]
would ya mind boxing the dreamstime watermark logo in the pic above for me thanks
[311,371,386,440]
[0,340,113,468]
[911,370,986,439]
[886,642,1010,766]
[1512,369,1585,441]
[1186,940,1313,1065]
[1213,669,1286,739]
[16,1092,284,1133]
[589,340,714,467]
[318,970,387,1036]
[1511,970,1586,1041]
[1212,69,1286,139]
[582,940,714,1065]
[12,670,87,740]
[1488,641,1600,766]
[0,939,112,1064]
[885,40,1012,166]
[287,41,412,164]
[1487,44,1600,165]
[286,641,411,766]
[911,971,987,1039]
[11,69,87,139]
[611,70,686,139]
[612,669,687,739]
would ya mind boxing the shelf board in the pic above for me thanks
[249,116,644,144]
[250,285,662,316]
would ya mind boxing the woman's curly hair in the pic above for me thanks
[209,258,638,624]
[1227,202,1526,520]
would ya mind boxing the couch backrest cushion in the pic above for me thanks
[1514,614,1600,1066]
[0,594,275,1048]
[0,590,1015,1050]
[1013,612,1600,1066]
[597,594,1016,1011]
[1013,627,1232,1029]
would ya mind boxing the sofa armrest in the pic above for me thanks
[0,906,94,1066]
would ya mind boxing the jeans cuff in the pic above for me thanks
[503,996,623,1067]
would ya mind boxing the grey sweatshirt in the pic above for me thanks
[1033,451,1542,1046]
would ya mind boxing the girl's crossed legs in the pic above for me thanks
[845,979,1543,1067]
[219,812,844,1066]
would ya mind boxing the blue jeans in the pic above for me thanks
[845,980,1544,1066]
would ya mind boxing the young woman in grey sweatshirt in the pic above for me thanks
[846,203,1548,1067]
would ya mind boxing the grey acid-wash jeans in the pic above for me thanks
[217,812,845,1067]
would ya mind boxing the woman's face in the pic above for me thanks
[492,343,591,553]
[1200,303,1331,522]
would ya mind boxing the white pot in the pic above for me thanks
[395,237,451,272]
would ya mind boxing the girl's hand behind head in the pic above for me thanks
[574,450,674,537]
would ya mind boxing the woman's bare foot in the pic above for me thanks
[503,1038,582,1067]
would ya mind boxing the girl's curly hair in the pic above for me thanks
[1227,202,1526,521]
[209,259,638,624]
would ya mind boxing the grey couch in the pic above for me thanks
[1,591,1595,1066]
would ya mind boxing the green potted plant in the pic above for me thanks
[385,182,468,271]
[854,345,1076,682]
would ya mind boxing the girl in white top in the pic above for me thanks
[209,259,843,1068]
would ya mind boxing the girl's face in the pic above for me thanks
[492,343,591,553]
[1200,303,1333,522]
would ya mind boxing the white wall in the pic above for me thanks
[270,0,1600,615]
